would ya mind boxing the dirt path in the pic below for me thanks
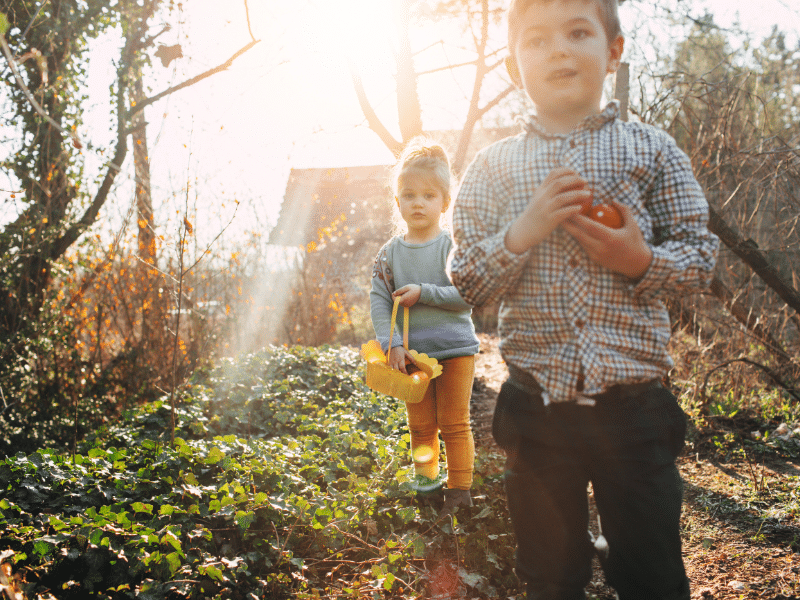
[470,334,506,447]
[470,334,800,600]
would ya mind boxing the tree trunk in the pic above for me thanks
[133,78,154,266]
[394,0,423,142]
[132,76,156,344]
[614,62,629,122]
[708,205,800,317]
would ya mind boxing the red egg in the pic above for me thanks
[587,203,623,228]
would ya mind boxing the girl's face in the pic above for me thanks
[395,169,448,242]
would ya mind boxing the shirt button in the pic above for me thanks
[575,319,585,329]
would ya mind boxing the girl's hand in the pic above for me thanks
[563,202,653,280]
[388,346,418,374]
[393,284,422,307]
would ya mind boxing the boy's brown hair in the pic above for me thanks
[507,0,623,57]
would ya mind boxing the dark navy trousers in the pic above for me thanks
[492,379,691,600]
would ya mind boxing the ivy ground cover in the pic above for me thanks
[0,345,517,599]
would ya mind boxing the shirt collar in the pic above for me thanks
[519,100,620,137]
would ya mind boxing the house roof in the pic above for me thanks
[269,164,393,248]
[269,127,522,249]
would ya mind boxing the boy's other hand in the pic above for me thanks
[563,202,653,280]
[393,284,422,307]
[505,167,591,254]
[388,346,417,374]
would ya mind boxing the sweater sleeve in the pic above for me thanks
[419,283,472,311]
[369,242,402,352]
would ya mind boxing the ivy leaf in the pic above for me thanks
[165,552,182,575]
[458,568,486,589]
[234,510,255,531]
[161,531,184,557]
[131,502,153,515]
[205,447,224,465]
[199,563,225,582]
[33,540,55,557]
[383,572,395,590]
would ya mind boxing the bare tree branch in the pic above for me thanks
[21,0,49,40]
[243,0,257,42]
[350,67,402,155]
[129,39,260,119]
[708,205,800,316]
[452,1,515,175]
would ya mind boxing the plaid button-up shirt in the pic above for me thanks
[450,102,719,404]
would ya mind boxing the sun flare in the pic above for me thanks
[315,0,397,68]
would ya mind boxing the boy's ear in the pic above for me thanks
[606,35,625,74]
[505,55,523,88]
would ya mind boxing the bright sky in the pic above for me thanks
[78,0,800,246]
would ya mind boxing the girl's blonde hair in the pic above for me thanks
[390,137,454,234]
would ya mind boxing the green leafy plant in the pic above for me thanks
[0,345,518,599]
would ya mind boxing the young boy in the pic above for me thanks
[449,0,719,599]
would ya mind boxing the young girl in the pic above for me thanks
[370,138,480,514]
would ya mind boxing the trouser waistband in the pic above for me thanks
[507,364,662,403]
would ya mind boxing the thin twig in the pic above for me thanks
[243,0,256,42]
[739,435,766,494]
[21,0,50,40]
[701,357,800,406]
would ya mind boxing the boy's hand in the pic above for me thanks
[393,284,422,307]
[563,202,653,280]
[388,345,418,374]
[505,167,591,254]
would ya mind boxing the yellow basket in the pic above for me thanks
[361,297,442,403]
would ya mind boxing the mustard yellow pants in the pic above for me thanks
[405,355,476,490]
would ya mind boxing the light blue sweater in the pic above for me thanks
[370,230,480,360]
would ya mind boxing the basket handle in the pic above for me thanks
[387,296,409,352]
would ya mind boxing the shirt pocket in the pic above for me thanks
[593,178,653,242]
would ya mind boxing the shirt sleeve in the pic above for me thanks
[449,152,529,307]
[633,133,719,299]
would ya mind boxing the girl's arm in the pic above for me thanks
[392,283,471,311]
[371,276,418,374]
[369,243,418,374]
[419,283,472,311]
[369,267,398,355]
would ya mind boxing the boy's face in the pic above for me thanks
[507,0,623,132]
